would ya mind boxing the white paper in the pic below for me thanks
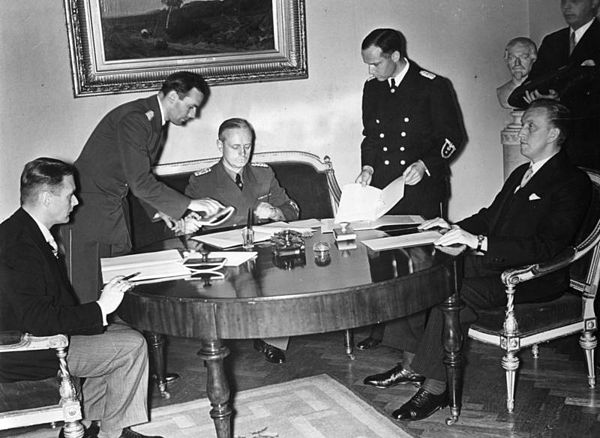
[207,251,257,266]
[361,230,443,251]
[192,229,272,249]
[101,249,191,284]
[321,214,424,233]
[335,177,405,223]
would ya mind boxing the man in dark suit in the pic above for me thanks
[68,71,224,304]
[186,118,299,364]
[509,0,600,168]
[0,158,161,438]
[355,27,466,350]
[363,99,592,421]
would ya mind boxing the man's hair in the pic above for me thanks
[218,118,256,144]
[361,28,407,58]
[160,71,210,102]
[527,99,571,146]
[504,37,537,58]
[20,157,75,205]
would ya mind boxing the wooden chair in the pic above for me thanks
[0,331,84,438]
[468,168,600,413]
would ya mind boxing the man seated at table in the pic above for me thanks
[185,118,299,363]
[0,158,162,438]
[362,99,591,421]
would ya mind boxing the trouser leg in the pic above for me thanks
[67,323,149,435]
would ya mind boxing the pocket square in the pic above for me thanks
[529,193,541,201]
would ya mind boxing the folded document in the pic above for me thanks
[101,249,191,284]
[335,177,405,223]
[361,230,443,251]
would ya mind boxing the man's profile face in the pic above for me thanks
[518,107,558,162]
[561,0,599,30]
[168,88,204,126]
[46,176,79,225]
[361,45,398,81]
[506,43,536,80]
[218,127,253,172]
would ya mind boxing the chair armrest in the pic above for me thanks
[501,247,577,287]
[0,332,68,353]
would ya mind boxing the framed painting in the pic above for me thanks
[64,0,307,97]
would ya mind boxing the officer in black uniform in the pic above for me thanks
[356,28,466,219]
[355,28,466,350]
[185,118,299,364]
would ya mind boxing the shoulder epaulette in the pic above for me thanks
[193,167,212,176]
[145,110,154,121]
[251,162,269,168]
[419,70,436,80]
[366,76,377,82]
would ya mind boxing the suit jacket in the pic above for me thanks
[361,62,465,218]
[185,160,299,228]
[73,95,190,250]
[458,150,591,303]
[0,209,104,381]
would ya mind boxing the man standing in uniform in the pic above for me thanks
[186,118,299,363]
[355,28,466,349]
[68,71,224,304]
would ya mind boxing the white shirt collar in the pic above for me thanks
[571,17,595,45]
[156,95,166,126]
[529,151,558,176]
[389,58,410,87]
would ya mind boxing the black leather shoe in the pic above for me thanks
[363,364,425,388]
[253,339,285,364]
[120,427,164,438]
[356,336,382,350]
[392,388,448,421]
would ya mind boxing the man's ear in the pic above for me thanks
[548,127,560,143]
[217,139,223,152]
[391,50,401,63]
[166,90,179,103]
[40,190,51,207]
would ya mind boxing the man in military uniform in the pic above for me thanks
[355,28,466,350]
[356,28,466,219]
[185,118,299,363]
[68,71,224,305]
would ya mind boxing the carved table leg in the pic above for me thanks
[197,340,232,438]
[344,329,355,360]
[145,332,170,399]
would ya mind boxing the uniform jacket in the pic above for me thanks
[0,209,104,381]
[361,62,465,217]
[457,150,591,303]
[73,95,190,249]
[185,159,299,228]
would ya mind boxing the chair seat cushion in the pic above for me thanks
[471,290,582,337]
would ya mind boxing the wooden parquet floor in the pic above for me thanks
[152,328,600,438]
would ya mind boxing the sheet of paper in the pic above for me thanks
[335,178,405,223]
[320,215,424,233]
[288,218,322,228]
[101,249,191,284]
[208,251,257,266]
[192,229,272,249]
[253,222,314,235]
[361,230,443,251]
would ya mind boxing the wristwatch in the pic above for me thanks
[476,235,486,253]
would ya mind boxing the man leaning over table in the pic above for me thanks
[0,158,162,438]
[362,99,591,422]
[185,118,299,364]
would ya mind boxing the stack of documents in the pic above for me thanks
[101,249,191,284]
[321,215,424,233]
[362,230,444,251]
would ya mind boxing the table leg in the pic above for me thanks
[197,340,231,438]
[441,292,464,425]
[145,332,170,399]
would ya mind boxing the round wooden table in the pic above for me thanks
[119,228,464,437]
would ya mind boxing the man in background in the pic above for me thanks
[0,157,161,438]
[68,71,224,305]
[186,118,299,363]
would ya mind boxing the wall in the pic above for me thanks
[0,0,529,221]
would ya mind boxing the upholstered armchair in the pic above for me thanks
[0,332,84,438]
[468,168,600,413]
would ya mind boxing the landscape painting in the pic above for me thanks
[64,0,307,97]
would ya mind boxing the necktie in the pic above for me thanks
[569,31,576,55]
[235,173,243,190]
[519,164,534,188]
[390,78,397,94]
[47,237,59,258]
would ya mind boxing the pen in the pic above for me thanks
[246,208,253,229]
[122,271,141,281]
